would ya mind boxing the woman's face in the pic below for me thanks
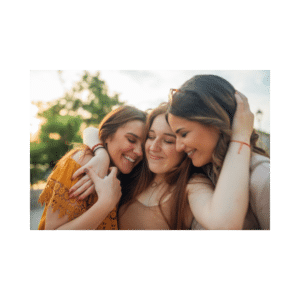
[168,114,220,167]
[145,114,185,175]
[106,120,145,174]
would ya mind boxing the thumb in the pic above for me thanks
[108,166,118,178]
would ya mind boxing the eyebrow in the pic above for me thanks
[127,132,142,139]
[175,128,184,134]
[149,130,176,138]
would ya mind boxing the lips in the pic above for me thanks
[149,154,163,161]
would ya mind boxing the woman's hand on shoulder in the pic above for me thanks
[85,167,122,210]
[232,91,254,143]
[69,149,110,200]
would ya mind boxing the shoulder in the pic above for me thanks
[250,154,270,188]
[249,154,270,208]
[187,173,214,194]
[250,153,270,172]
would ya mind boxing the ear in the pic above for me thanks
[105,136,112,144]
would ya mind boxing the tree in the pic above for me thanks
[30,71,124,185]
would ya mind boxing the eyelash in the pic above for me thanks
[164,140,174,144]
[128,138,136,143]
[147,136,174,144]
[181,132,188,138]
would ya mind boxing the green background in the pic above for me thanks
[1,1,299,299]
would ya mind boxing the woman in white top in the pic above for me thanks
[167,75,270,229]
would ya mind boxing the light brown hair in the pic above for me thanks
[168,74,269,185]
[58,105,147,171]
[119,103,198,229]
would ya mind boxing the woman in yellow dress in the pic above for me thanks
[38,105,146,230]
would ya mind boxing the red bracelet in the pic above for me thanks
[91,143,104,152]
[231,140,251,154]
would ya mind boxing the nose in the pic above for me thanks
[133,142,143,157]
[176,138,185,153]
[149,139,160,152]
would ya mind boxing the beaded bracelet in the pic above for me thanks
[93,146,105,154]
[91,143,104,152]
[231,140,251,154]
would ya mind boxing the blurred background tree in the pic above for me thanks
[30,71,124,186]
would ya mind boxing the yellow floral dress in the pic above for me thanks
[38,156,117,230]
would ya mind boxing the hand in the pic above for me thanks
[85,167,122,209]
[231,91,254,143]
[69,174,95,200]
[69,150,110,200]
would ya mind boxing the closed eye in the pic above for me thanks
[164,140,175,144]
[181,132,188,138]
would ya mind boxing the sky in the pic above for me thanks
[30,70,270,135]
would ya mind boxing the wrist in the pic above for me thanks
[95,195,115,212]
[231,135,251,144]
[94,147,106,156]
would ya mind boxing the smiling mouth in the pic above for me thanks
[149,155,163,161]
[124,155,136,163]
[187,150,196,157]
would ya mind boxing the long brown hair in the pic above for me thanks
[119,103,198,229]
[57,105,147,172]
[168,74,269,185]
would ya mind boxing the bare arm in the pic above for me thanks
[188,92,253,230]
[83,127,101,149]
[69,128,111,199]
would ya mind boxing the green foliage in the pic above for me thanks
[30,71,124,185]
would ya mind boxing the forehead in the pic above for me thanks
[167,114,194,129]
[150,114,173,134]
[117,120,145,136]
[168,113,218,135]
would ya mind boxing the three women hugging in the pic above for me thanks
[38,75,270,230]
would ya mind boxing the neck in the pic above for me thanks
[152,173,166,185]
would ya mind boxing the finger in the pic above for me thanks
[72,166,87,180]
[235,92,249,112]
[108,167,118,178]
[69,175,91,194]
[84,167,100,183]
[235,91,250,109]
[69,179,93,198]
[77,184,95,200]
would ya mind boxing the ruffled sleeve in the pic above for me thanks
[38,156,117,230]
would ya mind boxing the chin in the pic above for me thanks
[190,157,204,168]
[148,165,162,174]
[119,167,133,174]
[192,158,211,168]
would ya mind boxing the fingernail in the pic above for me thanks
[84,168,89,173]
[69,193,73,198]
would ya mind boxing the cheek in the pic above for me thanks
[168,146,179,157]
[166,146,184,163]
[145,140,151,152]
